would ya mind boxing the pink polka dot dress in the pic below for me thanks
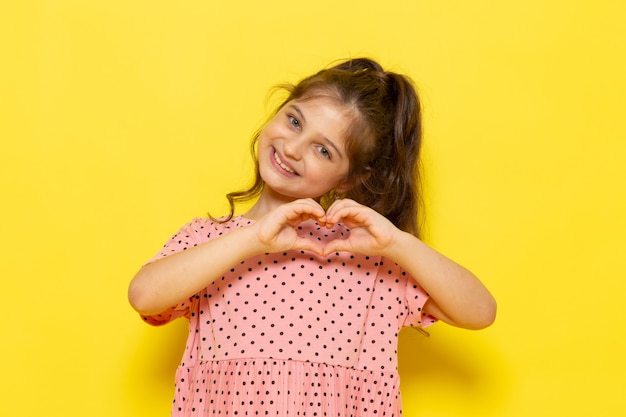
[140,216,436,416]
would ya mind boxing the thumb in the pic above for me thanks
[293,237,325,256]
[321,238,352,257]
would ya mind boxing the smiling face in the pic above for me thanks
[257,95,355,204]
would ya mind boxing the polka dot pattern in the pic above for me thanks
[141,217,436,416]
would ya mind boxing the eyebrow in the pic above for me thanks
[290,104,344,159]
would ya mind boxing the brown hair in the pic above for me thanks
[218,58,424,237]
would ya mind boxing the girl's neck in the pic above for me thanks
[243,188,300,221]
[242,201,271,221]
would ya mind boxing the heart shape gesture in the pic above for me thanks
[251,198,401,258]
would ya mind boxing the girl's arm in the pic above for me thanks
[321,199,496,330]
[129,224,264,316]
[128,199,327,316]
[384,231,496,330]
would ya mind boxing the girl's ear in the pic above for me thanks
[334,182,351,194]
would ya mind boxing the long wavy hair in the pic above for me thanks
[216,58,424,237]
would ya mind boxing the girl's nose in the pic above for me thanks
[282,137,303,161]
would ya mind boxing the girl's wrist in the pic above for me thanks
[384,229,423,261]
[239,224,270,257]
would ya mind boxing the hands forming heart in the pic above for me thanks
[251,198,400,258]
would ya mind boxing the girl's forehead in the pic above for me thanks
[289,95,357,119]
[292,89,342,106]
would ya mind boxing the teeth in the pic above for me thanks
[274,151,295,174]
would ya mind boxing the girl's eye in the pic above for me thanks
[288,115,301,129]
[317,146,331,159]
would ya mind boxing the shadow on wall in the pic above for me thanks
[398,325,510,415]
[123,318,189,414]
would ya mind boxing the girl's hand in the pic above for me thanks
[251,199,327,255]
[319,199,401,256]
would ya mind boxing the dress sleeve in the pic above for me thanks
[141,297,195,326]
[138,218,210,326]
[402,276,438,330]
[143,218,209,265]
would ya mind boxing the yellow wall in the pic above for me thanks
[1,1,624,416]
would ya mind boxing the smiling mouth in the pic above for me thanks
[273,151,298,175]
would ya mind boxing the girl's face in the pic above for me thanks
[257,96,353,202]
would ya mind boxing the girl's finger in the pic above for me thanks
[325,199,365,219]
[280,201,326,225]
[322,238,352,256]
[325,206,369,226]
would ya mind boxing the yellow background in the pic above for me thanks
[1,1,624,416]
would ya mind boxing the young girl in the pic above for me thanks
[129,58,496,417]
